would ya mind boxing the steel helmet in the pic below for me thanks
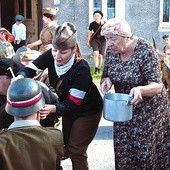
[5,78,45,117]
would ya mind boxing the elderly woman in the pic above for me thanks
[14,22,103,170]
[100,18,170,169]
[0,28,15,58]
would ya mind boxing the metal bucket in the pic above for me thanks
[103,93,133,122]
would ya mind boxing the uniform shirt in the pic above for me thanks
[0,96,14,130]
[39,23,58,53]
[0,120,64,170]
[8,119,40,129]
[12,23,26,40]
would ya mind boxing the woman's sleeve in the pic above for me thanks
[140,47,161,83]
[102,48,112,78]
[50,26,57,37]
[88,22,93,31]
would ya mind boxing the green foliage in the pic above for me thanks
[90,67,102,84]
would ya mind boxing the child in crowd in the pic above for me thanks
[12,14,26,52]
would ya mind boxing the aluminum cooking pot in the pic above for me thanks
[103,93,133,122]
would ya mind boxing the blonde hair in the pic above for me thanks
[75,42,82,59]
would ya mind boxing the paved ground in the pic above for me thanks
[84,55,94,67]
[60,117,115,170]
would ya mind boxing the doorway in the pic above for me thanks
[0,0,16,32]
[0,0,42,44]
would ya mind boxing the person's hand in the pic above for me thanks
[11,75,24,84]
[16,40,21,44]
[39,104,56,120]
[26,43,34,49]
[100,77,112,95]
[129,86,143,105]
[87,42,91,48]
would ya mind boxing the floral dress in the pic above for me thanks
[102,38,170,169]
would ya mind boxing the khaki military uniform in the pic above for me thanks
[39,24,58,53]
[0,96,14,130]
[0,126,64,170]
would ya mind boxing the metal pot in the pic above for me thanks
[103,93,133,122]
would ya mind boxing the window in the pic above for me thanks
[159,0,170,31]
[18,0,32,19]
[89,0,125,23]
[107,0,115,20]
[163,0,170,22]
[93,0,102,11]
[26,0,32,19]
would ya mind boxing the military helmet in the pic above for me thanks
[5,78,45,117]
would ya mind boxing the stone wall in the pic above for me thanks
[42,1,55,8]
[126,0,170,51]
[42,0,170,55]
[56,0,91,56]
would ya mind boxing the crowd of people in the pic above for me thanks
[0,7,169,170]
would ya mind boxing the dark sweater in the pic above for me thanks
[19,49,103,119]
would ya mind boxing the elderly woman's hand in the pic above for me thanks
[130,82,163,105]
[129,86,143,105]
[100,77,112,95]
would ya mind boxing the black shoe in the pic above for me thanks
[98,68,101,74]
[94,67,98,74]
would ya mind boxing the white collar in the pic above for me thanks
[54,54,75,77]
[8,120,41,129]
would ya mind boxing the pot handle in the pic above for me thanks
[126,95,133,105]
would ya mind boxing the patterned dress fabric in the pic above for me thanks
[0,42,15,58]
[102,38,170,169]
